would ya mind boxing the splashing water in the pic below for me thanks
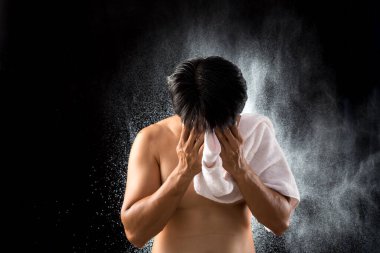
[96,3,380,252]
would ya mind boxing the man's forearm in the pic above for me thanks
[121,165,193,248]
[232,163,292,235]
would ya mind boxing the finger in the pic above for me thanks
[179,123,186,145]
[215,127,228,152]
[185,127,197,150]
[229,125,237,140]
[180,123,190,146]
[182,123,191,143]
[225,126,241,150]
[223,126,237,145]
[215,129,228,160]
[229,124,242,143]
[193,132,205,151]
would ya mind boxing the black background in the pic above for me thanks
[2,0,379,252]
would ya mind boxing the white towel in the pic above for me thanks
[193,112,300,232]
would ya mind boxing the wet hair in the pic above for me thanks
[167,56,248,132]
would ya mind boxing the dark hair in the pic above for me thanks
[167,56,248,132]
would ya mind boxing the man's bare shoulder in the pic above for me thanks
[137,115,180,141]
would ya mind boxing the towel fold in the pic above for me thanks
[193,112,301,233]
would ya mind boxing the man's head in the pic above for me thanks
[167,56,247,132]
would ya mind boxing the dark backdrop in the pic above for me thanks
[3,0,379,252]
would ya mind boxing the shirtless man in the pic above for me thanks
[120,56,298,252]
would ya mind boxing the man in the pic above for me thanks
[120,56,299,252]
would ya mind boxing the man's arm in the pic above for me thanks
[232,165,294,236]
[120,124,204,248]
[215,125,295,236]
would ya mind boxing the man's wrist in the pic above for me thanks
[231,159,250,181]
[167,164,194,197]
[175,163,196,181]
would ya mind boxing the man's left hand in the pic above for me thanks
[215,124,248,178]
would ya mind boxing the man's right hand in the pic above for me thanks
[176,123,205,178]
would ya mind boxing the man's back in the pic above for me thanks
[146,114,255,253]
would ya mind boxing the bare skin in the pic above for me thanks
[120,114,297,252]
